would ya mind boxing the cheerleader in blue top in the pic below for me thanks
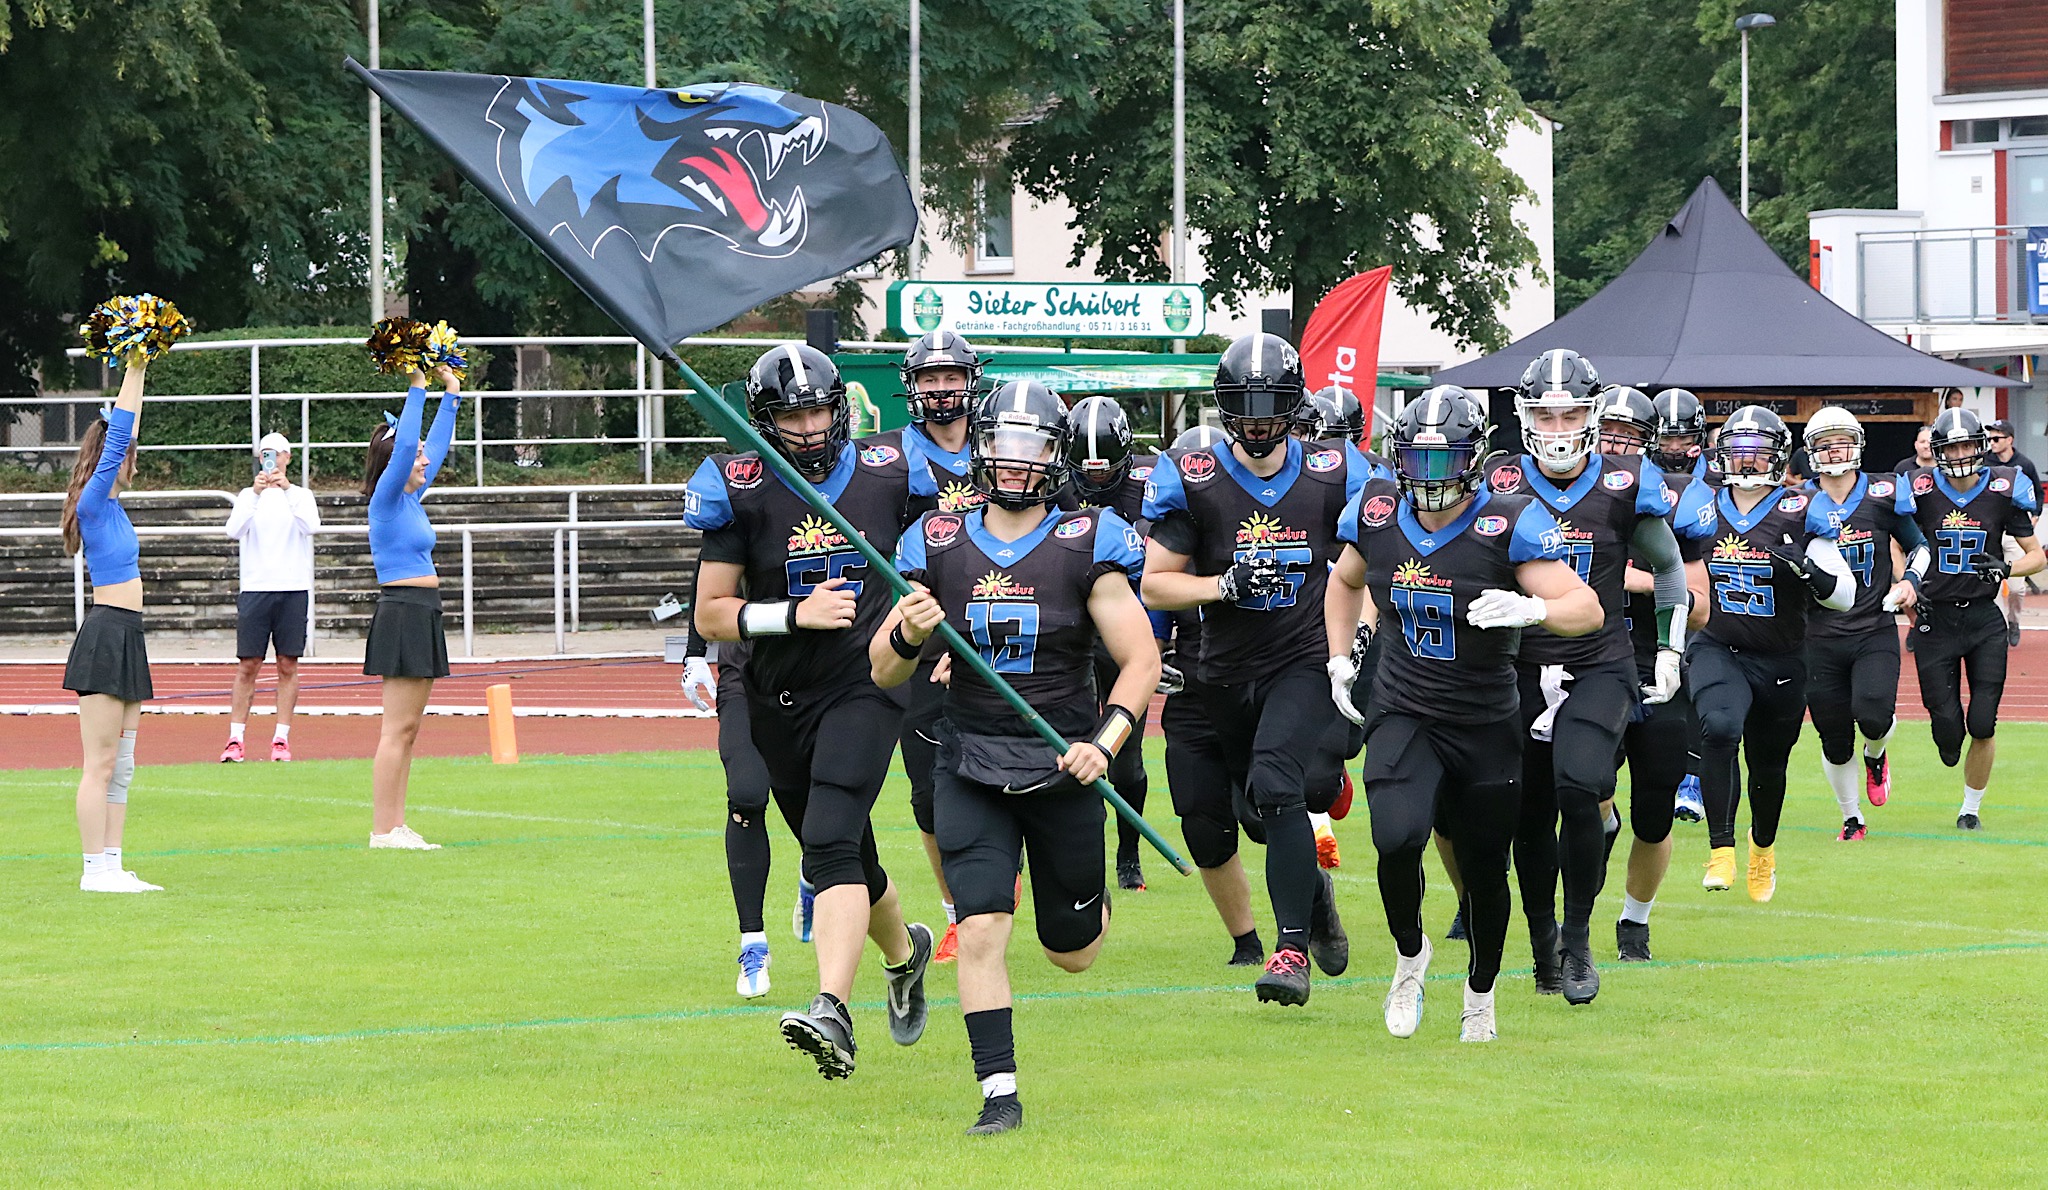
[360,363,462,849]
[61,357,161,893]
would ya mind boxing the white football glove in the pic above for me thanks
[681,656,717,712]
[1642,647,1682,705]
[1326,655,1367,726]
[1465,588,1548,630]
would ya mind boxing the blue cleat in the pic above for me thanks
[793,878,816,943]
[1674,774,1705,823]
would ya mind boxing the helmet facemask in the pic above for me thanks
[1516,390,1597,475]
[1217,384,1298,458]
[906,364,977,425]
[757,390,850,481]
[1714,430,1787,490]
[1395,437,1483,513]
[1805,428,1864,477]
[1936,436,1987,481]
[972,418,1068,511]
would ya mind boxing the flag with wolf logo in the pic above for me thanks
[348,60,916,348]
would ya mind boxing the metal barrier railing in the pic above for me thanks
[2,516,693,658]
[1857,225,2047,326]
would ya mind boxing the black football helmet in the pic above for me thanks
[1712,405,1794,489]
[1652,388,1707,472]
[1213,332,1304,458]
[899,331,982,425]
[1930,408,1990,480]
[1171,423,1228,452]
[1515,348,1603,475]
[1315,385,1366,442]
[1595,386,1657,456]
[1294,392,1343,440]
[1391,386,1490,512]
[746,344,848,480]
[1065,395,1134,500]
[971,381,1071,511]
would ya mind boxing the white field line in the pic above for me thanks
[0,777,676,833]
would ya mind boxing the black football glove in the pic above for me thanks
[1348,619,1375,669]
[1156,661,1186,696]
[1217,554,1285,602]
[1970,553,2011,585]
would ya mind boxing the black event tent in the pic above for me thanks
[1435,177,2022,392]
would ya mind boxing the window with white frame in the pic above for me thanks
[972,174,1014,273]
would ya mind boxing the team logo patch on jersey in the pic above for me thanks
[971,570,1035,599]
[1602,468,1635,491]
[1473,514,1509,537]
[724,456,765,489]
[858,444,901,467]
[1236,511,1308,546]
[787,515,850,555]
[1180,451,1218,482]
[1306,449,1343,473]
[1713,533,1769,562]
[1392,560,1452,590]
[1913,473,1934,495]
[1991,477,2011,493]
[1129,465,1153,482]
[1360,493,1397,528]
[1489,464,1523,492]
[1942,509,1978,530]
[1870,479,1894,498]
[924,514,962,547]
[1778,494,1809,514]
[1055,516,1093,539]
[937,481,983,512]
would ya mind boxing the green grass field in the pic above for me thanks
[2,727,2045,1187]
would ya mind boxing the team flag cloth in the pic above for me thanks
[1299,266,1391,440]
[348,60,917,346]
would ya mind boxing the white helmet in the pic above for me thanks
[1802,406,1865,476]
[1514,348,1601,476]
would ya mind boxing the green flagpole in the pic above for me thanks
[664,351,1193,876]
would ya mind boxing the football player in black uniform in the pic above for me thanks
[684,344,940,1080]
[1800,407,1925,840]
[1892,408,2044,830]
[1653,388,1713,484]
[1326,386,1602,1041]
[875,381,1159,1136]
[1485,352,1691,1004]
[866,331,986,964]
[1596,388,1714,962]
[1141,332,1368,1006]
[1688,407,1854,900]
[1066,394,1167,891]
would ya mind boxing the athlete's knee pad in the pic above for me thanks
[1180,813,1239,870]
[1854,713,1895,745]
[1036,901,1105,956]
[911,783,936,834]
[1966,701,1999,741]
[1629,789,1674,846]
[106,733,136,805]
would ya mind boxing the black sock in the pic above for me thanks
[965,1008,1016,1080]
[725,809,770,935]
[1264,809,1316,953]
[1115,785,1147,861]
[1230,928,1263,963]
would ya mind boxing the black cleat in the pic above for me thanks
[884,922,934,1046]
[1531,921,1564,995]
[1958,813,1982,831]
[1116,855,1147,891]
[1254,946,1312,1006]
[1559,927,1600,1004]
[1446,907,1468,941]
[1228,930,1264,967]
[1616,919,1652,962]
[1307,869,1349,976]
[967,1093,1024,1135]
[780,994,857,1080]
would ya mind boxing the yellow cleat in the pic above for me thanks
[1747,835,1777,903]
[1702,846,1736,891]
[1314,819,1341,870]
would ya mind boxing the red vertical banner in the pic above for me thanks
[1299,266,1392,441]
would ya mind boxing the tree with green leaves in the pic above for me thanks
[1009,0,1541,350]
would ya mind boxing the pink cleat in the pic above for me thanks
[1864,753,1889,807]
[220,738,244,763]
[271,737,293,763]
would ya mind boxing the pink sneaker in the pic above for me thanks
[271,737,293,763]
[1864,753,1889,807]
[220,738,245,763]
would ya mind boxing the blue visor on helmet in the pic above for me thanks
[1395,443,1477,482]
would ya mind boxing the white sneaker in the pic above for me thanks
[1460,983,1497,1043]
[115,869,163,892]
[1384,935,1431,1038]
[81,868,158,893]
[736,942,772,999]
[369,824,442,850]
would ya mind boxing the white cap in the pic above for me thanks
[258,432,292,455]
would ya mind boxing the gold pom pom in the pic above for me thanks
[365,317,430,375]
[78,294,192,365]
[420,320,468,381]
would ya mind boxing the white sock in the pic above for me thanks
[229,722,246,743]
[1309,810,1333,830]
[1863,724,1893,760]
[1621,894,1654,925]
[104,846,122,870]
[739,931,767,948]
[1821,759,1861,819]
[1962,786,1987,815]
[980,1071,1017,1099]
[83,852,107,876]
[273,723,291,742]
[1603,808,1621,836]
[944,900,958,925]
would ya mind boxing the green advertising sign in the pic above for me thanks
[886,281,1208,339]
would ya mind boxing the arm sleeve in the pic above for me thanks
[683,457,736,531]
[1631,515,1688,613]
[225,489,256,539]
[1892,511,1926,553]
[419,390,463,490]
[373,387,428,507]
[1508,502,1569,564]
[1803,536,1856,610]
[82,407,135,510]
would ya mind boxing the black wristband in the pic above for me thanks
[1090,705,1140,758]
[888,623,923,659]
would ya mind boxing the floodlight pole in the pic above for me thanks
[367,0,383,324]
[1170,0,1188,437]
[643,0,656,88]
[1735,12,1776,218]
[907,0,922,281]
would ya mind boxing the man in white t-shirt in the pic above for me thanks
[222,432,321,762]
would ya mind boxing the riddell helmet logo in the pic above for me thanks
[788,514,850,555]
[1181,451,1218,482]
[725,457,765,488]
[1360,493,1396,528]
[971,570,1035,599]
[1236,511,1307,546]
[924,514,962,546]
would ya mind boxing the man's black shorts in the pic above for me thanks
[237,590,309,660]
